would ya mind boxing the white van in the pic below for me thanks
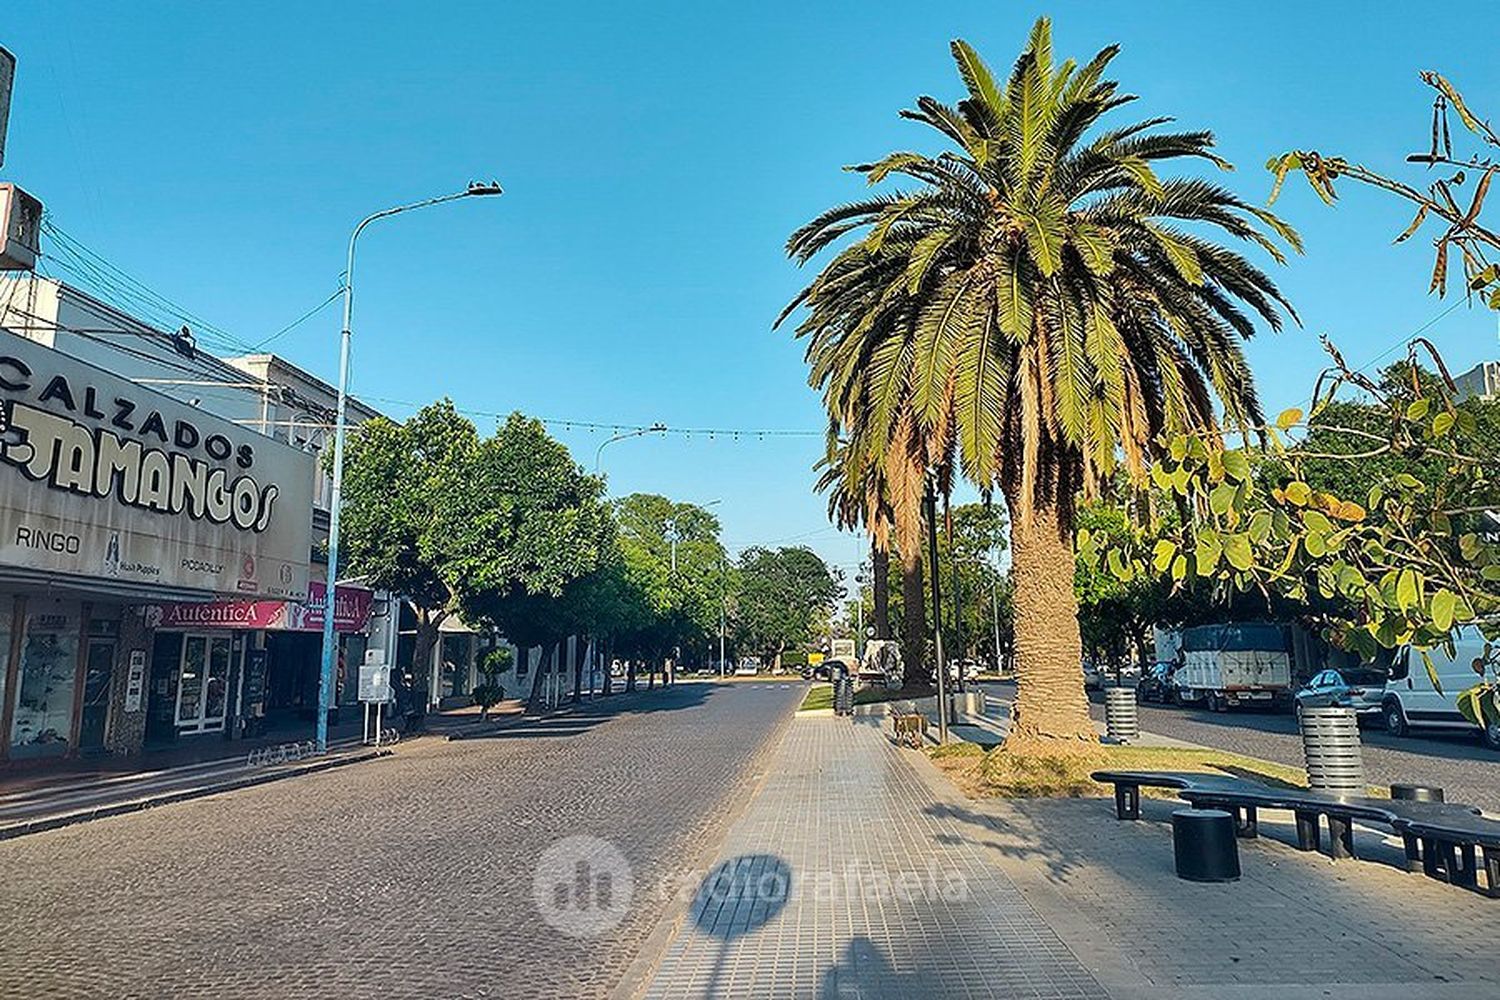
[1384,627,1500,750]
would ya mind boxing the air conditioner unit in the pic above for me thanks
[0,183,42,271]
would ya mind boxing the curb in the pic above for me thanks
[0,748,390,842]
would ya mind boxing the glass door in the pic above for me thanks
[77,638,116,752]
[175,634,233,733]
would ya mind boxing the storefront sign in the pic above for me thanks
[143,582,374,634]
[358,662,391,703]
[124,650,146,713]
[0,328,313,598]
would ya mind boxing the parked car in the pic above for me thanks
[735,657,761,676]
[1082,661,1103,691]
[947,658,982,682]
[1384,630,1500,749]
[1136,662,1177,704]
[804,658,844,682]
[1293,667,1387,722]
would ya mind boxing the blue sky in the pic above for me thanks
[4,1,1498,578]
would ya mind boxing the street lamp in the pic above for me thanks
[316,181,503,753]
[595,423,667,474]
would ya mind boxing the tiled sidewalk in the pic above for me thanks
[642,716,1108,999]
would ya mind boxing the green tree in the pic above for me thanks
[611,494,729,685]
[443,414,614,711]
[781,19,1297,751]
[733,546,840,668]
[335,399,479,712]
[1083,340,1500,725]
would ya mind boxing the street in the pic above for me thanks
[980,680,1500,812]
[0,681,804,1000]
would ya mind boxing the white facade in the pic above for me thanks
[1453,361,1500,404]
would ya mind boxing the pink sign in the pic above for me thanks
[146,583,374,634]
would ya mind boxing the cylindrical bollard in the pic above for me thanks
[1300,706,1365,794]
[1105,686,1140,742]
[1172,808,1241,882]
[834,676,854,716]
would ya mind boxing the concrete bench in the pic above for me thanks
[1092,769,1499,897]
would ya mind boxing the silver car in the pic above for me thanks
[1294,668,1386,721]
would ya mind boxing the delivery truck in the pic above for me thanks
[1173,623,1292,712]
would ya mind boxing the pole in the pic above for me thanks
[719,556,727,677]
[991,584,1002,676]
[925,482,948,743]
[945,494,963,692]
[316,235,357,754]
[316,183,500,753]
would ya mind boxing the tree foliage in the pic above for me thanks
[782,18,1296,747]
[1081,341,1500,716]
[732,546,840,663]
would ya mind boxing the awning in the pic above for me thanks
[144,581,374,634]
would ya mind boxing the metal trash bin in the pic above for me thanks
[1105,687,1139,742]
[834,677,854,715]
[1299,706,1364,794]
[1172,808,1241,882]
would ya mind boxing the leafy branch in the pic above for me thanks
[1268,71,1500,308]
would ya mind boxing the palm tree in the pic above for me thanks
[815,439,908,673]
[780,18,1298,752]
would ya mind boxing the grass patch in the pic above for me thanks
[799,683,940,712]
[930,743,1312,799]
[800,684,833,711]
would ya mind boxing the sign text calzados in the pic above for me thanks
[0,329,313,598]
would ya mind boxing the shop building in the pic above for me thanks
[0,275,401,755]
[0,322,315,762]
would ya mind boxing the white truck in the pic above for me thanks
[1172,623,1292,712]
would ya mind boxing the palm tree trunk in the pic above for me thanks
[872,543,891,639]
[1005,497,1096,751]
[899,548,928,688]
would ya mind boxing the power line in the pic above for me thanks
[250,287,343,350]
[1355,297,1467,373]
[360,394,824,441]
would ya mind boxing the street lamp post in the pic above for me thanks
[594,423,667,474]
[316,181,503,753]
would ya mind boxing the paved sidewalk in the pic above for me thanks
[640,712,1499,1000]
[933,794,1500,998]
[642,716,1108,999]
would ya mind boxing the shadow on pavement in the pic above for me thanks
[688,853,794,998]
[817,936,924,999]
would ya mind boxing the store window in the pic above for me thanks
[0,611,12,748]
[9,608,80,757]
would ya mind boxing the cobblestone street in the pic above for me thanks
[0,680,804,1000]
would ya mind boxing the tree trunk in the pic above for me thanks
[1005,497,1096,752]
[525,643,553,714]
[572,637,585,704]
[406,614,441,727]
[626,658,636,692]
[899,548,928,688]
[872,543,891,639]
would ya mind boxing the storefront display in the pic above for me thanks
[8,606,79,756]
